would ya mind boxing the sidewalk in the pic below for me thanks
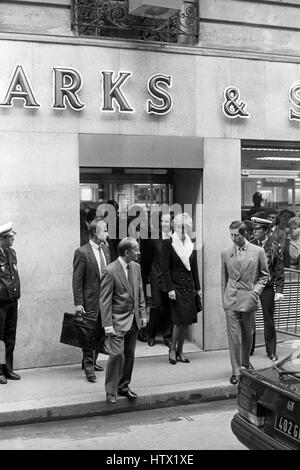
[0,338,274,427]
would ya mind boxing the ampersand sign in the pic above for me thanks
[222,86,250,119]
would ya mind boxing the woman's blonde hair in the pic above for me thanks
[173,212,193,230]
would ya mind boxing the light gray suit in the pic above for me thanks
[100,259,147,396]
[221,242,269,375]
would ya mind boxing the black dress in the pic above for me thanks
[162,238,200,325]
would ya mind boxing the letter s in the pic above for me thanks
[147,74,172,115]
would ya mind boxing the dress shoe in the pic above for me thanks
[269,354,278,362]
[148,337,156,346]
[118,388,138,400]
[241,362,255,371]
[86,373,97,383]
[5,371,21,380]
[137,333,148,342]
[230,375,238,385]
[168,350,177,365]
[94,363,104,372]
[0,375,7,384]
[106,393,116,404]
[176,353,190,363]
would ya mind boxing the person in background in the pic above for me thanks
[283,216,300,269]
[80,208,97,246]
[266,208,286,249]
[100,238,147,404]
[72,219,115,382]
[0,222,21,384]
[221,221,269,385]
[250,217,284,361]
[146,213,173,348]
[163,213,201,365]
[277,209,295,236]
[247,192,264,219]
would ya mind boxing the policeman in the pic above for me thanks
[0,222,21,384]
[250,217,284,361]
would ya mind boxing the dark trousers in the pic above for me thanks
[82,318,106,374]
[105,319,138,396]
[0,300,18,374]
[260,286,276,358]
[147,285,172,341]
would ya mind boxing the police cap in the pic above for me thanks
[0,222,16,238]
[251,217,272,231]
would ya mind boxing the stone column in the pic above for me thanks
[202,138,241,350]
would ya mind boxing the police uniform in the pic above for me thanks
[250,217,284,360]
[0,222,21,383]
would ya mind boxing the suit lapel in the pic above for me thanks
[86,243,100,279]
[115,260,134,300]
[237,243,253,279]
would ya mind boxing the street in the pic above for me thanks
[0,399,245,450]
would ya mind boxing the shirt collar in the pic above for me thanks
[118,256,129,270]
[90,239,99,251]
[236,240,248,251]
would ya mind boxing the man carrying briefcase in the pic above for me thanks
[72,218,115,382]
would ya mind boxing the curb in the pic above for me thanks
[0,382,237,427]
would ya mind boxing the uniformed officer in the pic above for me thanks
[250,217,284,361]
[0,222,21,384]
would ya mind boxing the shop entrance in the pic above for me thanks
[79,166,203,356]
[241,140,300,341]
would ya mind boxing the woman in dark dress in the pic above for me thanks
[163,213,201,364]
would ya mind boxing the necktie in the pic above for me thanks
[98,245,106,274]
[127,264,134,293]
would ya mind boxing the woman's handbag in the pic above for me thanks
[60,312,97,349]
[195,293,202,312]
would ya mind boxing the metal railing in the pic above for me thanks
[256,268,300,337]
[71,0,199,45]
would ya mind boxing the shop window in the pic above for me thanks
[241,140,300,220]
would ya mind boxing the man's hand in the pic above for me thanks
[275,293,284,302]
[75,305,85,314]
[168,290,176,301]
[140,318,148,328]
[104,326,116,336]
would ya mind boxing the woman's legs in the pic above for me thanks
[176,325,189,359]
[169,324,180,362]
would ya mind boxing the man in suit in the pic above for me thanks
[0,222,21,384]
[251,217,284,361]
[72,218,115,382]
[221,220,269,385]
[100,237,148,404]
[146,213,172,348]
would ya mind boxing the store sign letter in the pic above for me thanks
[102,71,134,113]
[289,83,300,121]
[52,67,85,111]
[0,65,40,108]
[147,74,172,115]
[222,86,250,119]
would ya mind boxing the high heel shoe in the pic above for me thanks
[169,350,177,365]
[176,353,190,363]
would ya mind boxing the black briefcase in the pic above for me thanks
[60,312,97,349]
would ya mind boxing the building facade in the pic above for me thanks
[1,0,300,368]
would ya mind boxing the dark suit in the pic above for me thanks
[0,247,20,375]
[100,259,147,396]
[146,238,172,341]
[251,238,284,358]
[72,240,115,375]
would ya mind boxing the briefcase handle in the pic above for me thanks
[74,312,85,323]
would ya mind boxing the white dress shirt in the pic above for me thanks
[90,240,106,275]
[118,256,129,279]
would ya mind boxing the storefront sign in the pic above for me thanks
[222,86,250,119]
[262,178,294,187]
[0,64,173,115]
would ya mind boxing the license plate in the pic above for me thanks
[275,414,300,442]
